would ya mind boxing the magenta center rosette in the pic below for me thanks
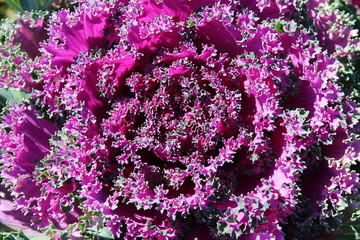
[0,0,359,239]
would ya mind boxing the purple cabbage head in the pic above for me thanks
[0,0,359,239]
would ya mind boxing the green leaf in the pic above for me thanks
[0,230,29,240]
[85,227,116,240]
[0,87,31,111]
[275,22,285,33]
[96,228,116,240]
[3,0,54,12]
[3,0,23,12]
[323,203,360,239]
[326,223,360,239]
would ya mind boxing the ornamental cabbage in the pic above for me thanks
[0,0,359,239]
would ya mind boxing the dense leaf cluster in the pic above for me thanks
[0,0,359,239]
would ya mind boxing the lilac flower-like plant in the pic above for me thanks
[0,0,360,239]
